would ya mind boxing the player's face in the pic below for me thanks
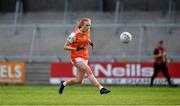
[82,21,91,32]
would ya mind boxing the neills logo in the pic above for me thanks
[73,63,153,78]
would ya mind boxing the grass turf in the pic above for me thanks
[0,85,180,105]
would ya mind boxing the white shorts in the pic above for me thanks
[71,57,88,65]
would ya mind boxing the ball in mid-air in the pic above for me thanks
[120,32,132,44]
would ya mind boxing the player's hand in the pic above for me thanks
[76,46,85,51]
[89,42,94,48]
[158,53,163,57]
[162,52,167,56]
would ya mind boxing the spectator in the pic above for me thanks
[150,40,177,87]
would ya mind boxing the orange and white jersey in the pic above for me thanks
[66,29,90,60]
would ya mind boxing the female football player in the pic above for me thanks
[59,17,111,94]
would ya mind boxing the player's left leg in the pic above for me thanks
[161,63,177,87]
[75,62,111,94]
[161,63,172,85]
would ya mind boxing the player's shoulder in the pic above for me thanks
[153,48,159,53]
[67,32,76,43]
[154,47,158,50]
[69,32,76,37]
[70,30,81,37]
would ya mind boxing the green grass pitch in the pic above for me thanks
[0,85,180,105]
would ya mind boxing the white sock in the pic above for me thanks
[99,86,103,90]
[63,82,66,86]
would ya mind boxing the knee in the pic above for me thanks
[86,71,93,77]
[83,67,93,76]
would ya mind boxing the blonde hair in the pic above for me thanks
[78,17,91,29]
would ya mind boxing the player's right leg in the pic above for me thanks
[64,69,85,85]
[59,68,85,94]
[59,80,65,94]
[150,63,160,86]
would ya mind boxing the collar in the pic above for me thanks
[76,29,82,34]
[76,29,88,35]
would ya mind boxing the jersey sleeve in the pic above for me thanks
[66,33,76,43]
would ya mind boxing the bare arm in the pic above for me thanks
[64,41,76,51]
[154,50,167,58]
[154,54,162,58]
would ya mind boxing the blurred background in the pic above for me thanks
[0,0,180,85]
